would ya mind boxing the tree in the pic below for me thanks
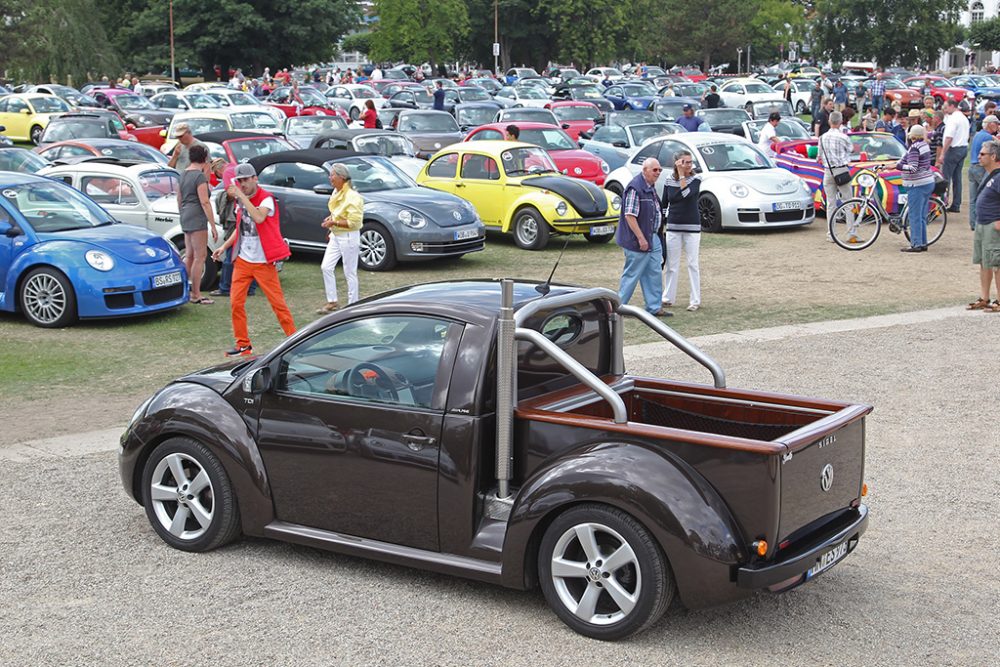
[748,0,807,63]
[657,0,755,72]
[539,0,628,70]
[461,0,556,72]
[370,0,469,72]
[970,16,1000,53]
[813,0,964,68]
[341,31,372,56]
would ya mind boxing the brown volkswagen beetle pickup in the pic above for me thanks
[119,279,871,640]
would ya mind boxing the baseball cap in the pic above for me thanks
[682,103,693,111]
[984,115,1000,124]
[233,163,257,179]
[170,122,191,138]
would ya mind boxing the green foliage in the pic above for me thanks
[813,0,964,68]
[658,0,756,71]
[970,17,1000,53]
[370,0,469,69]
[540,0,628,69]
[341,31,372,56]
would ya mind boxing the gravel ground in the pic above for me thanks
[1,313,997,665]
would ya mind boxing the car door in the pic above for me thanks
[418,150,460,195]
[455,153,503,225]
[4,97,30,140]
[255,314,464,551]
[256,161,330,247]
[604,86,625,110]
[0,199,20,289]
[80,174,143,223]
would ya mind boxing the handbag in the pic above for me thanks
[820,136,852,186]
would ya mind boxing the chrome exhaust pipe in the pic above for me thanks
[496,279,516,499]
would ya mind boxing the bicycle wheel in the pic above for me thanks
[829,198,881,250]
[904,196,948,246]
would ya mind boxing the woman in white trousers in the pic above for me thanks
[661,149,702,311]
[318,163,364,313]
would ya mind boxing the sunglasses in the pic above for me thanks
[650,167,663,172]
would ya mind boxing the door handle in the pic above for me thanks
[455,183,465,187]
[402,433,436,451]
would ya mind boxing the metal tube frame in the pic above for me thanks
[496,280,516,499]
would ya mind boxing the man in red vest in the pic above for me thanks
[212,163,296,356]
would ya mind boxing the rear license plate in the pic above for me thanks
[454,229,479,241]
[153,271,182,288]
[806,541,849,579]
[773,201,802,211]
[589,224,615,236]
[898,193,908,204]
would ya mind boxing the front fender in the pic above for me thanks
[3,239,95,310]
[501,441,749,608]
[119,382,274,536]
[501,190,560,233]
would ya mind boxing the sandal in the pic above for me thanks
[985,300,1000,313]
[190,297,215,305]
[967,298,990,310]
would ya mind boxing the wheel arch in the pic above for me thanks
[10,250,78,315]
[501,441,748,609]
[502,192,553,233]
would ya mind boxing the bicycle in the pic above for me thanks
[827,166,948,250]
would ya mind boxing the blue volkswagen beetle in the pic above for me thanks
[0,173,188,327]
[603,82,659,111]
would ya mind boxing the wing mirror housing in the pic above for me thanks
[313,183,334,195]
[243,366,272,394]
[561,123,571,129]
[20,109,30,115]
[613,140,628,148]
[0,220,22,237]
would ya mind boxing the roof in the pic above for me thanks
[195,131,286,144]
[41,158,174,175]
[311,128,394,141]
[247,147,362,171]
[432,139,535,155]
[547,100,599,107]
[470,122,561,133]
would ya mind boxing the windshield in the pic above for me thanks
[399,113,459,132]
[399,89,433,104]
[2,180,114,231]
[699,109,751,124]
[329,157,415,193]
[0,149,48,173]
[229,137,292,162]
[352,87,378,99]
[515,87,548,99]
[752,101,794,117]
[137,170,179,201]
[116,94,155,110]
[180,117,230,134]
[284,116,347,135]
[883,80,906,90]
[502,109,557,124]
[353,134,415,157]
[673,83,705,97]
[501,146,558,175]
[620,84,656,96]
[27,96,71,113]
[747,119,809,142]
[459,88,490,101]
[850,134,906,161]
[230,112,279,130]
[456,107,498,126]
[64,91,99,107]
[653,101,686,119]
[630,123,679,144]
[518,128,575,150]
[744,83,774,94]
[552,106,601,122]
[697,142,772,171]
[186,94,222,109]
[609,111,656,126]
[300,89,328,105]
[41,121,108,142]
[602,68,623,77]
[94,143,169,163]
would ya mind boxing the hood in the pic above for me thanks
[740,169,809,196]
[367,186,477,227]
[551,149,605,176]
[405,132,464,153]
[38,223,174,264]
[178,358,253,392]
[520,174,608,217]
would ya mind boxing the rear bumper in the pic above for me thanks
[736,504,868,590]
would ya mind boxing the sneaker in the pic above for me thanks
[687,304,699,311]
[209,289,229,297]
[224,344,253,357]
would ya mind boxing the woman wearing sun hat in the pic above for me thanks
[896,123,935,253]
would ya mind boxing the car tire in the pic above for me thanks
[30,125,43,145]
[796,101,806,115]
[698,193,723,232]
[538,503,674,641]
[171,235,218,290]
[512,207,550,250]
[744,102,753,113]
[605,182,623,197]
[18,266,77,328]
[141,437,242,553]
[350,106,360,121]
[359,222,398,271]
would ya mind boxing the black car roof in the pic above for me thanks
[195,131,285,144]
[311,128,393,140]
[247,148,363,171]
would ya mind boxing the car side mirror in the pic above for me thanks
[313,183,334,195]
[561,123,571,129]
[0,220,21,237]
[126,123,136,130]
[20,109,29,115]
[0,125,5,131]
[613,140,628,148]
[242,366,271,394]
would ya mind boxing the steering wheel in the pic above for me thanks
[344,362,400,402]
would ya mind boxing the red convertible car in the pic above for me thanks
[902,76,973,107]
[545,101,603,141]
[265,86,349,121]
[465,121,610,185]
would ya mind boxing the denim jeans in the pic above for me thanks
[941,145,968,209]
[905,181,934,248]
[619,235,663,313]
[969,163,987,229]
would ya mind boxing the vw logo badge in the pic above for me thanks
[820,464,834,492]
[452,210,462,220]
[145,247,156,257]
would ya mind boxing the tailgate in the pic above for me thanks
[776,406,869,543]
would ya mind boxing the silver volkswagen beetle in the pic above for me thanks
[603,131,815,231]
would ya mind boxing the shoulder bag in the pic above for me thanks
[820,135,852,186]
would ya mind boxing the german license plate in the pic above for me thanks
[454,229,479,241]
[773,201,802,211]
[898,193,908,204]
[589,224,615,236]
[153,271,182,288]
[806,541,849,579]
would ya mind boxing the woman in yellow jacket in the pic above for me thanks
[317,163,364,313]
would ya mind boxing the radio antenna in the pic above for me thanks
[536,235,572,295]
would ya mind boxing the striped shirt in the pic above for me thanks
[662,174,702,233]
[895,140,935,187]
[819,127,853,169]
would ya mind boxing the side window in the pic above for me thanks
[277,315,459,409]
[461,154,499,180]
[0,98,8,113]
[632,142,660,164]
[61,145,94,158]
[257,162,327,190]
[7,98,28,114]
[656,140,686,167]
[81,176,138,206]
[608,87,622,97]
[469,129,503,141]
[425,152,458,177]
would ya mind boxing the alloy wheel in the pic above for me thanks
[515,214,538,246]
[149,452,215,541]
[21,272,67,325]
[360,229,387,267]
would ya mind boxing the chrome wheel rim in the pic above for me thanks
[22,273,67,324]
[550,523,641,626]
[515,214,538,245]
[150,453,215,540]
[360,229,386,267]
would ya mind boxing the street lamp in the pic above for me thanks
[737,47,743,74]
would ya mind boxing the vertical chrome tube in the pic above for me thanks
[496,279,515,499]
[610,312,624,376]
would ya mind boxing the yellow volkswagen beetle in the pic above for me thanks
[416,140,620,250]
[0,94,72,144]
